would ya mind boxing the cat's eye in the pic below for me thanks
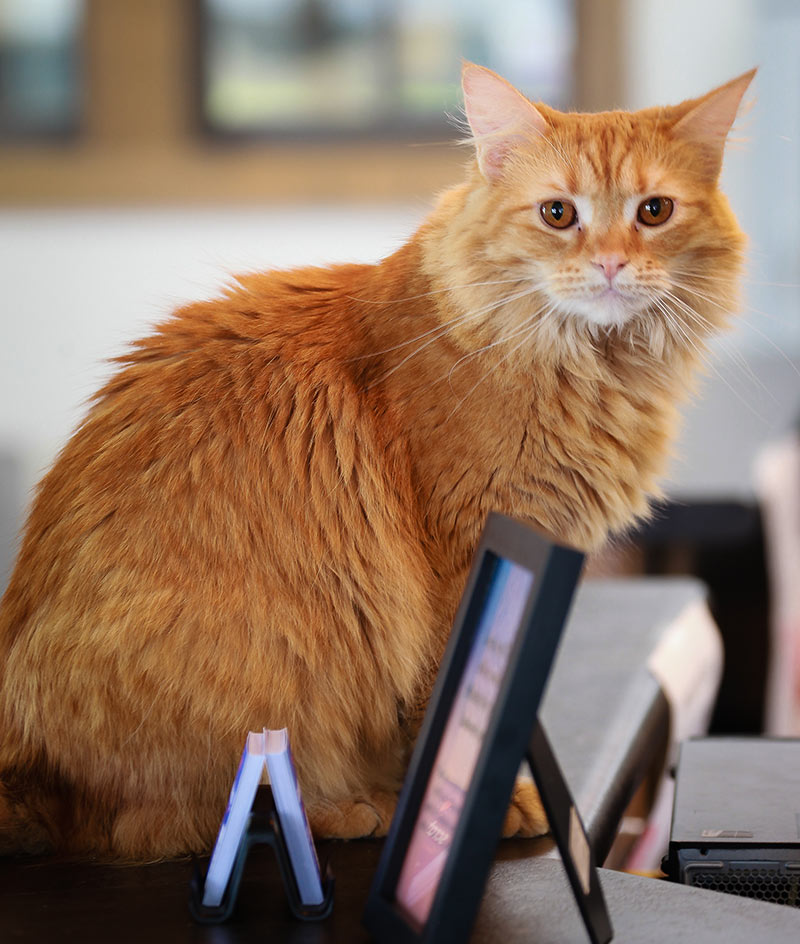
[540,200,577,229]
[637,196,674,226]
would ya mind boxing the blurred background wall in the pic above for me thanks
[1,1,798,731]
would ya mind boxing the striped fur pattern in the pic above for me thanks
[0,65,751,858]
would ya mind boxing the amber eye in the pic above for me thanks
[637,196,674,226]
[540,200,578,230]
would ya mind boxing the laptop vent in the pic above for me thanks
[687,865,800,907]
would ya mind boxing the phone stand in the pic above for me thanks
[527,718,612,944]
[189,785,334,924]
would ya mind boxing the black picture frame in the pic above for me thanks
[363,512,609,944]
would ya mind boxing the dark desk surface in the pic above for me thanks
[4,578,797,942]
[5,837,800,944]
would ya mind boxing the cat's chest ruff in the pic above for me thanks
[492,372,667,546]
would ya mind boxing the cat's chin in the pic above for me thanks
[561,292,646,331]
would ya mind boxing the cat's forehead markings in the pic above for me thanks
[644,167,674,193]
[541,178,570,194]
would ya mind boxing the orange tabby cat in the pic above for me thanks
[0,64,752,858]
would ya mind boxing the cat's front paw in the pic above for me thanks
[308,791,397,839]
[502,777,549,838]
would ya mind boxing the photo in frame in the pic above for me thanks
[362,512,612,944]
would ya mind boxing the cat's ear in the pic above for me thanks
[671,69,756,178]
[461,63,548,181]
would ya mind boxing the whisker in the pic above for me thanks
[666,281,734,313]
[446,297,549,388]
[351,279,546,363]
[345,276,531,307]
[653,297,770,423]
[672,277,796,324]
[729,318,800,381]
[362,285,546,389]
[353,292,518,364]
[669,277,788,330]
[662,291,774,399]
[661,289,719,328]
[446,312,555,419]
[668,282,800,380]
[671,267,800,291]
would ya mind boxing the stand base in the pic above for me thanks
[189,785,334,925]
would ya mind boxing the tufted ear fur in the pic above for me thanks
[461,62,549,182]
[671,69,756,179]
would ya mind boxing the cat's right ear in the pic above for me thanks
[461,63,548,182]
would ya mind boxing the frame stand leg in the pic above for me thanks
[527,717,613,944]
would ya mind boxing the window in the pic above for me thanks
[199,0,575,138]
[0,0,83,140]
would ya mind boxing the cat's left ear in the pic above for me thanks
[461,63,549,181]
[671,69,756,179]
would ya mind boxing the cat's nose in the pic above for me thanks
[592,254,628,283]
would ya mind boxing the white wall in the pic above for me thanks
[622,0,758,112]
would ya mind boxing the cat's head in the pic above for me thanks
[445,63,753,358]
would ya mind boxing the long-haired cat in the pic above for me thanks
[0,64,752,859]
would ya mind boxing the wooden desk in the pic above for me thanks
[5,579,795,942]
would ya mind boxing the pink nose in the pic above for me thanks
[592,253,628,282]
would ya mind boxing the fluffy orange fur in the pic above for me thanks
[0,65,751,858]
